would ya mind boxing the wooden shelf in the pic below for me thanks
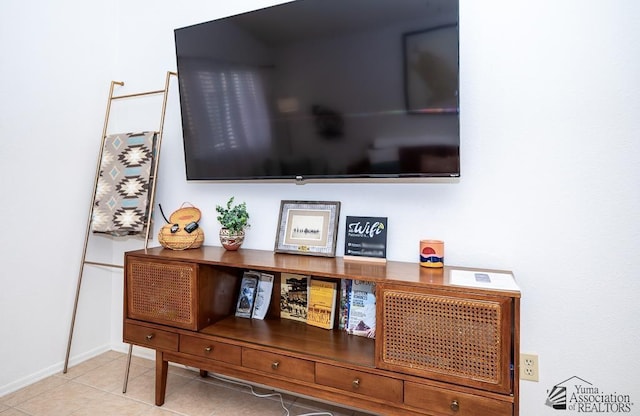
[124,246,520,416]
[200,316,375,367]
[130,246,521,296]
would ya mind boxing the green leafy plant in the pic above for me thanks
[215,197,249,233]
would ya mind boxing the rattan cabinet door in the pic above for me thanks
[377,284,513,394]
[126,258,198,330]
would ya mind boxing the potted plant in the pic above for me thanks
[216,197,249,250]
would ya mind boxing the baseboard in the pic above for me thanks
[1,343,187,398]
[0,344,111,397]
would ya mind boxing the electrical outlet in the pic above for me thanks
[520,353,539,382]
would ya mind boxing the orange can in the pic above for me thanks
[419,240,444,268]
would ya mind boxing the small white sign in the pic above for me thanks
[449,269,520,292]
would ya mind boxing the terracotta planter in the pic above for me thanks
[219,228,245,250]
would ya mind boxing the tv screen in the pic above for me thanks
[175,0,459,181]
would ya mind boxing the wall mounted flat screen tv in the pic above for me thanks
[174,0,459,182]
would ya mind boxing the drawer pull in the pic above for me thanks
[145,334,154,341]
[450,400,460,412]
[271,361,280,370]
[352,378,360,389]
[204,346,213,353]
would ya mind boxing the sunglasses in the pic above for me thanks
[170,221,199,234]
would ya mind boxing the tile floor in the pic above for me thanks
[0,351,376,416]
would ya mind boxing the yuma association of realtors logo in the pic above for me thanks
[546,376,634,413]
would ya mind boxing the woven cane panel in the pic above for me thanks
[128,261,195,328]
[382,290,502,383]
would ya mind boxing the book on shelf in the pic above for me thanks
[344,280,376,338]
[235,271,260,318]
[280,273,308,322]
[338,279,352,330]
[251,272,275,320]
[343,216,388,263]
[307,279,338,330]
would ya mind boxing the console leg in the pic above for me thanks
[155,351,168,406]
[122,344,133,393]
[199,370,208,378]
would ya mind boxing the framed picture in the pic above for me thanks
[403,24,459,114]
[275,201,341,257]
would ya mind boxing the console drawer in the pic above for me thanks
[180,335,241,365]
[242,348,314,383]
[315,363,403,403]
[124,322,178,351]
[405,381,513,416]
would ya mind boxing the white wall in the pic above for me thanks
[1,1,639,415]
[0,0,117,393]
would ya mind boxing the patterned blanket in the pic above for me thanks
[92,131,157,236]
